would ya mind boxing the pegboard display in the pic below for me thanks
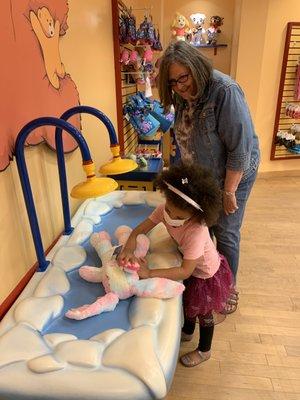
[271,22,300,160]
[112,0,138,154]
[112,0,163,157]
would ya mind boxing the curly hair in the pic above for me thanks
[154,162,222,227]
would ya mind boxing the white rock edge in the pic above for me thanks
[0,191,181,400]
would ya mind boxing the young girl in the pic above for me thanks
[118,162,233,367]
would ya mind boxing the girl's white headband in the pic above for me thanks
[163,180,203,212]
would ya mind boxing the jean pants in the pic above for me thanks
[211,169,258,280]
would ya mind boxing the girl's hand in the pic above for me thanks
[117,247,136,266]
[137,258,150,279]
[223,192,239,216]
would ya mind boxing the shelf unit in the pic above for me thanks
[108,157,163,191]
[112,0,164,157]
[112,0,138,155]
[111,0,164,190]
[271,22,300,160]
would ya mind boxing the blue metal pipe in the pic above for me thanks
[55,106,118,236]
[15,117,93,272]
[59,105,118,145]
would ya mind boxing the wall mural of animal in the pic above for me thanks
[30,6,66,89]
[0,0,80,171]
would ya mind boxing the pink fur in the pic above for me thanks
[65,293,119,320]
[114,225,132,246]
[121,260,140,272]
[79,266,103,282]
[143,48,153,63]
[134,234,150,258]
[65,226,185,320]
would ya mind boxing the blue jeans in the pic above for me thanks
[211,169,258,280]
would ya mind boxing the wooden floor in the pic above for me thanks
[165,174,300,400]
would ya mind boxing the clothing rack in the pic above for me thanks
[112,0,163,157]
[112,0,139,154]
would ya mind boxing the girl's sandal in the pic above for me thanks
[221,301,237,315]
[221,289,239,315]
[230,289,239,301]
[180,350,211,367]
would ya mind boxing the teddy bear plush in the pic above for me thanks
[207,15,224,45]
[171,12,191,41]
[189,13,206,46]
[65,225,185,320]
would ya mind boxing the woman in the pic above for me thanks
[158,40,260,313]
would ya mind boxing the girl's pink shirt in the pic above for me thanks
[149,204,221,279]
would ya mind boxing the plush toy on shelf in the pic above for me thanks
[65,226,185,320]
[171,12,191,41]
[142,46,153,71]
[206,15,224,45]
[189,13,206,46]
[291,123,300,140]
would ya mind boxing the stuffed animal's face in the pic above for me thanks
[37,7,55,38]
[190,13,206,28]
[210,16,224,27]
[173,13,188,29]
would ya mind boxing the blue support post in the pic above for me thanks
[15,117,93,272]
[55,106,118,235]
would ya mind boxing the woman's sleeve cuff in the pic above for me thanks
[226,152,250,171]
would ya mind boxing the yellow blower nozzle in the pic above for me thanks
[70,161,118,199]
[99,145,138,175]
[71,176,118,199]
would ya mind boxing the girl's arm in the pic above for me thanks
[138,258,198,281]
[118,218,156,265]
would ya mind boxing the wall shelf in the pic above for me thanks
[191,43,227,55]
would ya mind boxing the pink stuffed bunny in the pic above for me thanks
[128,50,138,66]
[120,49,130,65]
[65,225,184,320]
[143,47,153,64]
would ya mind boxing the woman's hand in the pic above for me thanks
[137,258,150,279]
[223,192,239,216]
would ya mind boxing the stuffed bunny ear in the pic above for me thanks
[115,225,132,245]
[134,234,150,258]
[90,231,113,264]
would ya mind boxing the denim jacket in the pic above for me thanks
[174,70,260,185]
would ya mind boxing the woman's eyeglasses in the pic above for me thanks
[168,73,190,87]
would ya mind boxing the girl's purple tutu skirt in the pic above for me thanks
[183,254,233,319]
